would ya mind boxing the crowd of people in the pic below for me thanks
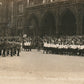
[22,35,84,56]
[23,37,32,51]
[0,37,21,57]
[43,35,84,56]
[6,35,84,57]
[22,36,44,51]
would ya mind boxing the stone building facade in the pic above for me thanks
[0,0,10,36]
[10,0,84,37]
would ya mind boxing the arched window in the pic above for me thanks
[60,9,76,36]
[25,14,39,37]
[40,11,56,36]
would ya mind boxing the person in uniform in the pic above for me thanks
[2,41,6,57]
[13,42,16,55]
[10,44,13,56]
[17,44,20,56]
[7,43,10,56]
[3,47,6,57]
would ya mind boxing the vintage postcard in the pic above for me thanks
[0,0,84,84]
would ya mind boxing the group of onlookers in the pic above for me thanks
[43,36,84,56]
[18,35,84,56]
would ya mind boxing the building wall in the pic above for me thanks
[0,0,10,36]
[10,0,84,36]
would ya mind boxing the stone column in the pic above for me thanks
[76,11,82,35]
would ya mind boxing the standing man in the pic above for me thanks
[17,44,21,56]
[10,44,13,56]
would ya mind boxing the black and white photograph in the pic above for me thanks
[0,0,84,84]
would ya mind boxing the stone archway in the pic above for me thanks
[25,14,39,37]
[60,9,76,36]
[40,11,56,37]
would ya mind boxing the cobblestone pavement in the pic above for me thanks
[0,49,84,84]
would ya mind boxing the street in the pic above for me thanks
[0,49,84,84]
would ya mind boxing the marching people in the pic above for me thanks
[0,37,21,57]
